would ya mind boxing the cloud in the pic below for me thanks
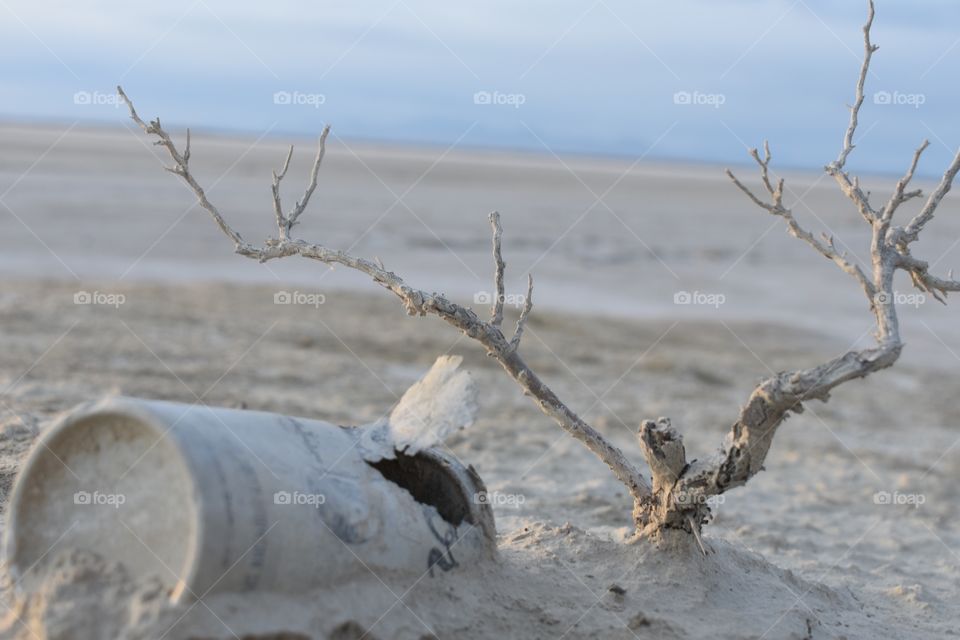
[2,0,959,173]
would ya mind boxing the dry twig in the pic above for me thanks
[630,0,960,540]
[118,86,652,514]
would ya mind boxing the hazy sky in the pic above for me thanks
[3,0,959,173]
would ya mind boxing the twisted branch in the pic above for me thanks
[117,86,652,515]
[637,0,959,541]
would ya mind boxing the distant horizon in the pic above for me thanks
[1,113,950,182]
[3,1,960,178]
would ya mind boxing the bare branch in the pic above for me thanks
[900,147,960,244]
[880,140,929,225]
[726,169,778,213]
[672,338,901,501]
[897,252,960,302]
[835,0,877,171]
[271,145,295,233]
[823,0,880,223]
[637,326,902,540]
[686,0,948,541]
[509,274,534,351]
[287,127,330,233]
[916,270,960,301]
[726,167,875,300]
[119,89,652,515]
[751,142,776,198]
[829,169,877,224]
[117,85,247,249]
[489,212,505,328]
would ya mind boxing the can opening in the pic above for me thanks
[367,452,473,526]
[7,411,197,595]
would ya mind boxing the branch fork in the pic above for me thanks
[688,0,958,535]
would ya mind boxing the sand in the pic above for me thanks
[0,280,957,639]
[3,123,960,369]
[0,125,959,638]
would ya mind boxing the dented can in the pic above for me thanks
[3,397,496,601]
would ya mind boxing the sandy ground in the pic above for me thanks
[2,123,960,369]
[0,125,959,638]
[0,280,957,639]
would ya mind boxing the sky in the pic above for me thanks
[2,0,960,174]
